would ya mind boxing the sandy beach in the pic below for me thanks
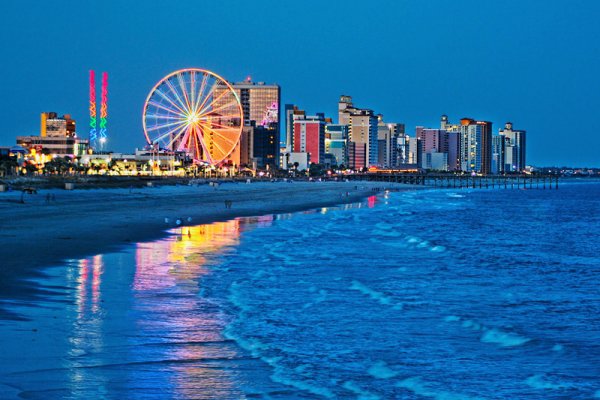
[0,180,417,319]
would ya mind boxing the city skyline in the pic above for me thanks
[1,0,599,166]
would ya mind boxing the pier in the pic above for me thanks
[347,173,559,189]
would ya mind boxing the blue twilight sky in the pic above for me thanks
[0,0,599,166]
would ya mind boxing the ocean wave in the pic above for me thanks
[367,361,398,379]
[480,329,531,347]
[405,236,421,243]
[350,280,403,310]
[269,362,335,398]
[444,316,531,347]
[525,374,573,390]
[397,377,485,400]
[342,381,381,400]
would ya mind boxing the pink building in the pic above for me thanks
[415,127,460,171]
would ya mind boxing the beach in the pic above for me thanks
[0,182,598,399]
[0,180,415,319]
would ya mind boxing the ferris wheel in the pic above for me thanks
[143,68,243,165]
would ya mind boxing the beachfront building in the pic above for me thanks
[325,123,348,167]
[459,118,493,175]
[292,112,326,165]
[491,135,507,174]
[415,127,459,171]
[390,131,410,167]
[252,124,279,169]
[377,117,406,168]
[16,112,88,158]
[215,78,280,170]
[338,95,378,168]
[498,122,526,172]
[41,112,76,138]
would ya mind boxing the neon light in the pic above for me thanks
[99,72,108,145]
[89,70,97,145]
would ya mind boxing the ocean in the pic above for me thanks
[1,180,599,399]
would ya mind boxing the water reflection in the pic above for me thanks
[58,217,275,398]
[130,217,269,398]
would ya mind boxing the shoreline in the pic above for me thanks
[0,180,420,320]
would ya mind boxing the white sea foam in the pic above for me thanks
[525,374,572,390]
[417,241,430,248]
[444,315,461,322]
[430,245,446,252]
[367,361,398,379]
[350,280,403,310]
[480,328,531,347]
[405,236,421,243]
[315,289,328,303]
[397,377,485,400]
[446,193,465,198]
[342,381,381,400]
[445,316,531,347]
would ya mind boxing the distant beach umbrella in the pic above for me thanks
[176,219,182,225]
[164,218,170,224]
[187,217,192,222]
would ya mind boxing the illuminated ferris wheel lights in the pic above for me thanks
[143,68,242,165]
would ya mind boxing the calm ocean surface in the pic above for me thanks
[1,180,599,399]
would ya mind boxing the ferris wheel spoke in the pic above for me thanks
[198,87,233,117]
[148,100,183,115]
[176,73,192,111]
[146,119,187,132]
[194,127,213,164]
[195,134,208,163]
[208,134,229,159]
[165,124,190,149]
[153,121,188,144]
[164,79,189,114]
[199,100,239,118]
[201,125,240,148]
[194,74,210,112]
[145,114,183,121]
[176,126,193,152]
[195,80,219,116]
[153,89,187,115]
[189,72,196,112]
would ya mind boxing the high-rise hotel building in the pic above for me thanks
[459,118,493,174]
[292,111,326,164]
[338,95,378,169]
[214,79,280,168]
[498,122,526,172]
